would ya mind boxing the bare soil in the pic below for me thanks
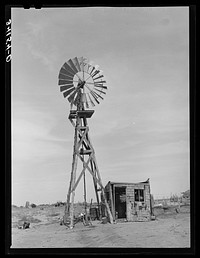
[11,204,190,248]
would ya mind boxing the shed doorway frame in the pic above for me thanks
[114,186,127,219]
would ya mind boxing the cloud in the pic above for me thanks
[12,102,72,165]
[12,119,69,163]
[23,21,58,71]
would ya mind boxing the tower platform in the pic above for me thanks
[68,110,94,119]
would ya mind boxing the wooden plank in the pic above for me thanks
[91,160,102,219]
[125,187,128,220]
[76,127,94,153]
[77,153,103,187]
[109,182,115,220]
[70,155,92,193]
[79,149,92,155]
[113,185,115,218]
[86,121,113,223]
[77,110,94,118]
[69,118,76,128]
[76,127,89,150]
[64,117,80,227]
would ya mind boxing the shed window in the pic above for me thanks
[134,189,144,202]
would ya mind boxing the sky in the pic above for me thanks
[11,7,189,206]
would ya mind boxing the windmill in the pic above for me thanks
[58,57,113,228]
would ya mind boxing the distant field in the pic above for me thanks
[11,203,190,248]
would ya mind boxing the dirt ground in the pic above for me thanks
[11,204,190,248]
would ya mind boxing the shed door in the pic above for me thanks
[115,187,126,219]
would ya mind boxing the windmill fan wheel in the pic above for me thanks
[58,57,107,108]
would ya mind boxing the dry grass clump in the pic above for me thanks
[18,215,42,223]
[47,212,60,217]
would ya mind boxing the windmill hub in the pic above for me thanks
[77,80,85,89]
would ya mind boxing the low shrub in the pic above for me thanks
[18,215,41,223]
[47,212,60,217]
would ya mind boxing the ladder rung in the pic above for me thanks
[80,149,92,155]
[79,126,87,130]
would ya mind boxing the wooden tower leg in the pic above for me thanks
[90,160,102,219]
[86,136,113,224]
[64,118,79,228]
[93,154,113,223]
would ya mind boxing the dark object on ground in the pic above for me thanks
[55,201,65,207]
[163,206,169,211]
[90,207,98,220]
[23,221,30,229]
[101,217,108,224]
[30,203,37,208]
[61,213,92,227]
[74,213,92,226]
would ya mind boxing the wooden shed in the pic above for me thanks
[103,179,153,222]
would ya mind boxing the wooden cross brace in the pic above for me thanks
[70,153,103,193]
[69,119,103,193]
[70,118,95,152]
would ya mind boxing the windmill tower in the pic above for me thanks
[58,57,113,228]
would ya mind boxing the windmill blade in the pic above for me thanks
[63,62,76,76]
[60,85,74,92]
[84,63,89,73]
[73,92,80,106]
[86,64,92,73]
[91,70,101,78]
[94,87,106,95]
[68,88,79,103]
[59,73,74,80]
[93,74,104,80]
[59,67,74,78]
[90,91,100,104]
[58,79,73,85]
[67,59,79,74]
[87,64,95,75]
[94,80,106,84]
[86,102,89,109]
[89,66,96,75]
[63,87,76,98]
[91,90,104,100]
[87,93,95,107]
[78,57,86,80]
[79,56,85,71]
[80,57,89,72]
[84,66,96,81]
[94,84,108,90]
[73,57,81,72]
